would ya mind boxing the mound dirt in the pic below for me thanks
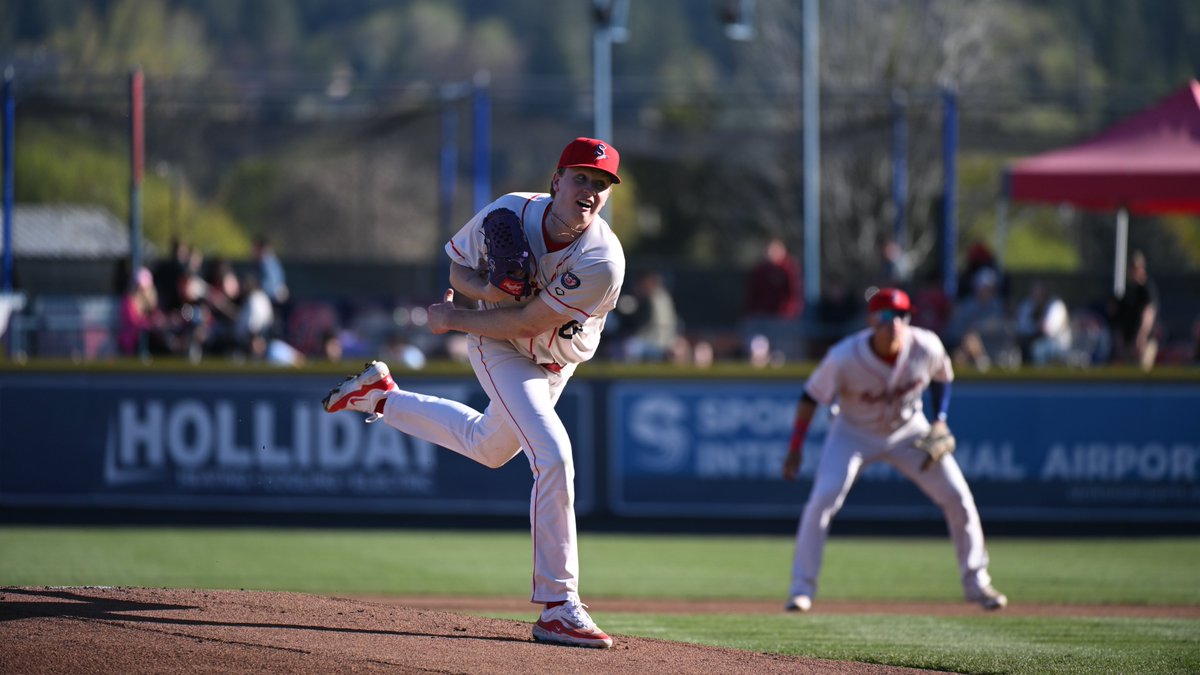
[0,586,945,674]
[5,586,1194,674]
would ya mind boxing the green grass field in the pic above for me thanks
[2,527,1198,674]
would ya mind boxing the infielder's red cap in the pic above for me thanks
[868,287,912,314]
[558,137,621,184]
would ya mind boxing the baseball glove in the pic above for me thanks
[482,208,534,299]
[915,425,956,471]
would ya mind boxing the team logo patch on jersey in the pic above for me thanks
[561,272,581,289]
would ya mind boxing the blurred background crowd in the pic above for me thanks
[1,0,1198,371]
[17,230,1185,374]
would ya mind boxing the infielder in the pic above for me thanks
[323,137,624,648]
[782,287,1007,612]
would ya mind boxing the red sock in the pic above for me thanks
[545,600,566,609]
[374,399,387,415]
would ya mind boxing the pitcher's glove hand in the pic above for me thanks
[915,424,956,471]
[482,208,534,300]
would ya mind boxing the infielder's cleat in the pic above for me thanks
[321,360,398,423]
[785,595,813,612]
[969,586,1008,611]
[532,600,613,649]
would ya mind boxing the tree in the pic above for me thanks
[710,0,1100,279]
[49,0,211,76]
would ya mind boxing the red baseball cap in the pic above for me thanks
[867,287,912,314]
[558,137,621,184]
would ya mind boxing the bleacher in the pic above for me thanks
[5,295,121,360]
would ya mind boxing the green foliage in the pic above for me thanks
[218,160,282,234]
[998,105,1085,138]
[1054,0,1200,96]
[16,121,250,257]
[142,181,250,258]
[957,153,1083,272]
[7,0,1200,271]
[49,0,212,76]
[1005,224,1083,271]
[1162,216,1200,267]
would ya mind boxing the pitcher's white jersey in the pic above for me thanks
[446,192,625,367]
[804,325,953,438]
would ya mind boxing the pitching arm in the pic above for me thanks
[449,262,515,304]
[427,288,564,339]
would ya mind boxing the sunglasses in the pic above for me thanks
[877,309,911,323]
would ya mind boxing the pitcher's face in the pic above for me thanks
[551,167,614,228]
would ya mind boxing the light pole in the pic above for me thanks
[802,0,820,305]
[591,0,629,223]
[591,0,629,145]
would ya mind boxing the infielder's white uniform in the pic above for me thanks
[378,191,624,604]
[790,325,995,600]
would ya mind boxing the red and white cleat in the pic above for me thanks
[321,360,398,423]
[532,600,613,649]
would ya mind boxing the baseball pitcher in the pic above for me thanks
[323,137,624,648]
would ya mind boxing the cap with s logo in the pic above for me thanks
[558,137,621,184]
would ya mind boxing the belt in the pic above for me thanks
[539,362,563,374]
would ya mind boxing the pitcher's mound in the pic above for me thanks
[1,586,941,674]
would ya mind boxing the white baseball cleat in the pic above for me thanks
[321,360,398,423]
[532,600,613,649]
[969,586,1008,611]
[785,595,813,612]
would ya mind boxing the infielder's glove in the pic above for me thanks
[915,426,956,471]
[482,208,534,299]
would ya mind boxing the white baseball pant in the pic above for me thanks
[378,334,580,604]
[790,417,994,600]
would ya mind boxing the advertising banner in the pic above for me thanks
[609,381,1200,522]
[0,374,595,515]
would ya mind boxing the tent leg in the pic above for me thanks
[1113,207,1128,298]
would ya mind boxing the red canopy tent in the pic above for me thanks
[1003,79,1200,295]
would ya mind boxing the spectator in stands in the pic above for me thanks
[1070,304,1113,366]
[1109,249,1159,371]
[153,238,189,319]
[382,330,428,370]
[958,241,1007,301]
[911,271,953,339]
[265,337,306,367]
[321,329,344,362]
[875,233,914,287]
[118,267,174,356]
[741,236,803,361]
[235,273,274,360]
[947,268,1019,371]
[808,273,863,358]
[253,234,290,332]
[1015,281,1073,366]
[203,256,242,356]
[621,271,684,363]
[175,247,211,358]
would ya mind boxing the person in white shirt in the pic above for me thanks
[1015,281,1073,366]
